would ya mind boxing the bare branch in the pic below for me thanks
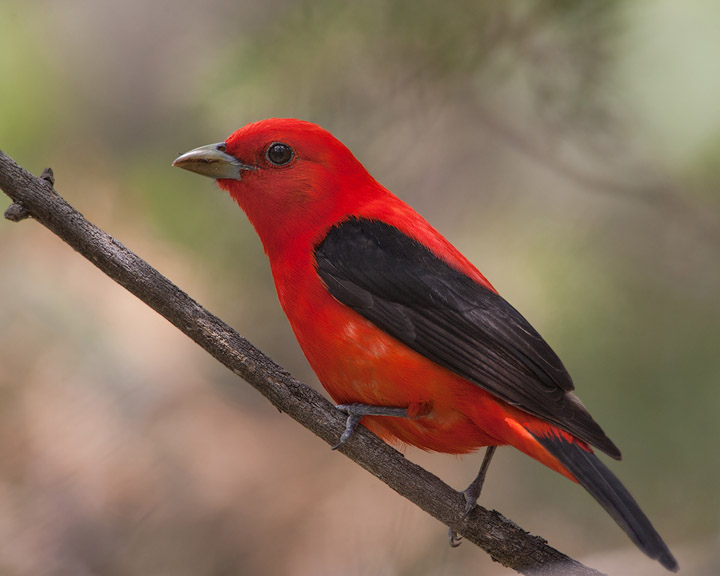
[0,149,604,575]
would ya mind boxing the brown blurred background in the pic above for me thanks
[1,1,719,574]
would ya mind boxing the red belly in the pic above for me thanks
[291,301,505,453]
[275,263,578,479]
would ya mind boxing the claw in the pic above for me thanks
[331,411,363,450]
[448,527,463,547]
[461,496,476,520]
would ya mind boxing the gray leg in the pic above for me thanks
[449,446,498,547]
[332,403,409,450]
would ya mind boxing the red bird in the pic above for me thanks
[173,118,677,571]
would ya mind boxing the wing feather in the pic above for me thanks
[315,217,620,458]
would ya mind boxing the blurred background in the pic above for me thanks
[1,1,718,574]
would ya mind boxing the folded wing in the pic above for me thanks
[314,217,620,458]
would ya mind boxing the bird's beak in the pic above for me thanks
[172,142,255,180]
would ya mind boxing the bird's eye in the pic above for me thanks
[266,142,294,166]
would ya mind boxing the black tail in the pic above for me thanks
[535,434,678,572]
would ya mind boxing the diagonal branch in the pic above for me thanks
[0,149,604,576]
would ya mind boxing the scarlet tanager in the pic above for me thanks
[173,118,677,571]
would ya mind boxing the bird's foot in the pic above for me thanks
[448,446,498,548]
[331,403,409,450]
[448,528,463,547]
[448,484,484,547]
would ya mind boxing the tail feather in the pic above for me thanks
[534,434,678,572]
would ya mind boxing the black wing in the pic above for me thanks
[314,217,620,459]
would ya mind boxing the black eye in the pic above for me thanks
[266,142,294,166]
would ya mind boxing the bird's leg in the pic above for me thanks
[448,445,498,547]
[331,403,409,450]
[461,445,497,516]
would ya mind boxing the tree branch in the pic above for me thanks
[0,149,604,575]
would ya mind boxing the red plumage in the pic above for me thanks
[173,118,677,571]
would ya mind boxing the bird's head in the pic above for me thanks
[173,118,380,256]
